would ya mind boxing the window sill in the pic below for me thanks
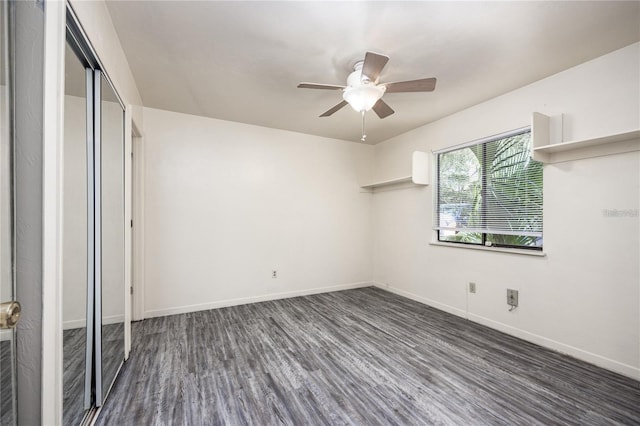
[429,241,546,257]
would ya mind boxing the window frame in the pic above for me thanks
[434,127,543,251]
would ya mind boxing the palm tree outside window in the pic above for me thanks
[434,128,543,250]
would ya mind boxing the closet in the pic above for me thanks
[63,9,126,425]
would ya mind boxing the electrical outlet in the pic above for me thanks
[507,289,518,308]
[272,270,277,279]
[469,282,476,293]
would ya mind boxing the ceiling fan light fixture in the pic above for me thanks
[342,84,385,113]
[297,51,436,141]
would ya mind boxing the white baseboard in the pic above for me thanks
[63,314,125,330]
[103,314,125,326]
[373,282,640,381]
[144,281,374,319]
[467,312,640,381]
[63,319,85,330]
[0,329,13,342]
[372,282,467,318]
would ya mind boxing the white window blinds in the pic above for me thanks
[433,128,543,248]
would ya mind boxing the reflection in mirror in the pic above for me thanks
[62,42,89,425]
[0,1,16,424]
[100,73,125,400]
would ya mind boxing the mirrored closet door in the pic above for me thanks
[96,71,125,405]
[62,40,91,426]
[63,9,126,424]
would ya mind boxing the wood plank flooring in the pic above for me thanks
[63,322,124,426]
[63,327,87,426]
[95,287,640,425]
[0,340,14,426]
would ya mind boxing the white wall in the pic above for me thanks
[101,96,126,326]
[371,43,640,379]
[142,107,374,317]
[62,94,87,329]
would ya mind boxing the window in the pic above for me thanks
[434,128,543,250]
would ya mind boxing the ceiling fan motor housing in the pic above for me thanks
[343,64,386,112]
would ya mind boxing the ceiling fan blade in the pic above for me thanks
[361,51,389,83]
[372,99,394,119]
[320,100,348,117]
[298,82,345,90]
[384,77,437,93]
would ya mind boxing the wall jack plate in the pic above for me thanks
[507,289,518,310]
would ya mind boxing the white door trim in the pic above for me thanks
[123,106,135,357]
[132,128,145,322]
[41,0,66,423]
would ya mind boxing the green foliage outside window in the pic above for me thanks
[436,131,543,249]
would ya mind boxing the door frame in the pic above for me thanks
[124,108,143,354]
[41,0,66,423]
[131,123,145,323]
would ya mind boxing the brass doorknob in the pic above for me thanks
[0,301,21,329]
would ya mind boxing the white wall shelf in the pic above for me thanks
[532,112,640,163]
[361,151,429,189]
[361,176,412,189]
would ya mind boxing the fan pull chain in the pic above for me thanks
[361,111,367,142]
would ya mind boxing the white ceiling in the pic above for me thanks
[105,1,640,144]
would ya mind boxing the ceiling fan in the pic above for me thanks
[297,51,437,141]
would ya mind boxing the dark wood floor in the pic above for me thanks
[101,321,125,402]
[63,327,87,426]
[96,287,640,425]
[64,322,124,426]
[0,340,14,426]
